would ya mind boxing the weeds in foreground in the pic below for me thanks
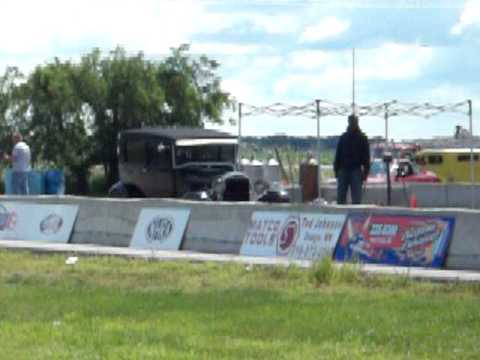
[310,257,335,285]
[309,257,365,286]
[309,257,420,290]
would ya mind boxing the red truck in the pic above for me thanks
[368,158,440,184]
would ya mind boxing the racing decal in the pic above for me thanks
[334,214,455,268]
[277,215,300,256]
[145,216,175,243]
[130,208,190,250]
[0,202,78,242]
[0,204,17,231]
[241,212,346,261]
[39,214,64,235]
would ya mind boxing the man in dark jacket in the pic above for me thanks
[333,114,370,204]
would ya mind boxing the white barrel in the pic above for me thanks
[263,158,281,184]
[239,158,250,171]
[243,161,264,184]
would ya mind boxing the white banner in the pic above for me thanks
[240,212,346,261]
[130,208,191,250]
[0,202,78,243]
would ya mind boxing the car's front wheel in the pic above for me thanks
[108,182,129,197]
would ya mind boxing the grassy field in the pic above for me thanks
[1,251,480,359]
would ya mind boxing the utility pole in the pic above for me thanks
[352,48,356,115]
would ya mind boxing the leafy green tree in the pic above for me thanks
[82,47,167,186]
[159,44,232,127]
[1,45,234,194]
[0,67,25,156]
[24,59,94,193]
[83,45,233,188]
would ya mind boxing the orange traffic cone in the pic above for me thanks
[409,194,417,208]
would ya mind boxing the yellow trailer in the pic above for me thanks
[415,148,480,183]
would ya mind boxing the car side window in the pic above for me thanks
[457,154,479,162]
[145,141,171,169]
[405,163,413,176]
[117,138,128,163]
[415,156,425,165]
[127,139,145,164]
[427,155,443,164]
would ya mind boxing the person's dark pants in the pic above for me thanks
[337,168,363,204]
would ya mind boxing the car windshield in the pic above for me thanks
[175,145,236,166]
[410,162,420,174]
[395,160,420,176]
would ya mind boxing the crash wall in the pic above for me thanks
[1,195,479,270]
[321,182,480,209]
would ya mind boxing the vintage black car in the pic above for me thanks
[109,127,250,201]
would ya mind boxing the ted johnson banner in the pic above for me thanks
[334,214,455,268]
[240,211,346,261]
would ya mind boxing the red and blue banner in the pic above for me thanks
[334,214,455,268]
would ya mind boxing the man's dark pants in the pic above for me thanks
[336,168,363,204]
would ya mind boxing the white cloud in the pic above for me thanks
[451,0,480,35]
[428,85,469,103]
[221,77,265,104]
[251,56,283,69]
[299,17,350,43]
[250,14,301,35]
[359,43,433,80]
[274,43,433,97]
[0,0,233,56]
[0,0,300,76]
[220,55,284,72]
[289,50,334,70]
[190,43,261,56]
[273,67,351,99]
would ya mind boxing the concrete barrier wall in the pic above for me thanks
[0,196,139,246]
[409,183,480,209]
[322,182,480,209]
[1,195,480,270]
[321,184,410,207]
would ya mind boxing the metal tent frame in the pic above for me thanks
[238,99,474,207]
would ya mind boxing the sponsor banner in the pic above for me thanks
[240,212,346,261]
[130,208,190,250]
[334,214,455,268]
[0,202,78,243]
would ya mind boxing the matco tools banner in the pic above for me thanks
[240,212,346,261]
[0,202,78,243]
[334,214,455,268]
[130,208,190,250]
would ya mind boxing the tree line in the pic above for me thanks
[0,45,233,194]
[241,135,340,151]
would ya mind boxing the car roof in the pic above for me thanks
[418,148,480,154]
[122,127,236,140]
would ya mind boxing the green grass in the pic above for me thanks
[1,251,480,359]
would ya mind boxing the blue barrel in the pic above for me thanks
[3,169,12,195]
[28,170,45,195]
[3,169,45,195]
[44,169,65,195]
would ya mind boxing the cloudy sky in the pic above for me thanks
[1,0,479,140]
